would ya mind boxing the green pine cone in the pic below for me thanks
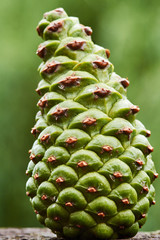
[26,8,158,240]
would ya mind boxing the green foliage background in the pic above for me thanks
[0,0,159,231]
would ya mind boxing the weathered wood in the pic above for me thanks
[0,228,160,239]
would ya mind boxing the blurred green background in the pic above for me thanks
[0,0,159,231]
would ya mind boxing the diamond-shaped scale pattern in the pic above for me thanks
[26,8,158,240]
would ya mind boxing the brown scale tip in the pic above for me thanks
[82,117,97,126]
[40,133,50,143]
[136,159,144,166]
[52,106,68,120]
[152,200,156,205]
[26,192,30,196]
[84,26,92,36]
[97,212,105,218]
[119,226,125,230]
[30,154,36,161]
[120,78,130,88]
[43,8,64,18]
[54,8,64,13]
[113,171,123,178]
[117,127,133,136]
[38,96,48,108]
[147,145,154,153]
[36,45,47,59]
[67,40,86,50]
[59,75,81,88]
[87,187,97,193]
[54,216,60,221]
[41,194,48,200]
[154,173,159,179]
[42,61,60,74]
[47,21,63,33]
[34,210,39,214]
[31,127,37,135]
[25,170,29,176]
[143,186,149,193]
[131,105,140,114]
[34,173,39,180]
[28,149,32,154]
[47,155,56,163]
[102,145,113,153]
[66,136,77,145]
[105,49,110,58]
[56,177,65,183]
[35,88,42,96]
[141,213,146,219]
[94,87,111,98]
[122,198,130,205]
[31,127,40,136]
[93,59,109,69]
[36,26,41,36]
[146,130,151,137]
[77,161,88,168]
[65,202,73,207]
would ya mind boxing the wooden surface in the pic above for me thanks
[0,228,160,239]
